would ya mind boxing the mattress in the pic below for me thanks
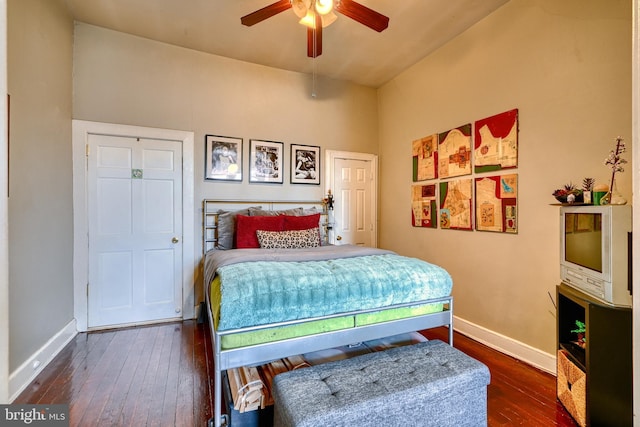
[206,245,452,350]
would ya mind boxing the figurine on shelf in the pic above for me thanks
[322,190,334,211]
[321,190,335,244]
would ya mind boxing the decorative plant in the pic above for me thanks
[571,320,586,347]
[582,177,594,192]
[552,182,583,203]
[601,136,626,204]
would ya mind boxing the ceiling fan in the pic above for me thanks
[241,0,389,58]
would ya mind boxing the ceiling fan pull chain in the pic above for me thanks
[312,54,317,98]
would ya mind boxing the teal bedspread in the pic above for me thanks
[216,249,452,331]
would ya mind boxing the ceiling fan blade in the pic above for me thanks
[307,14,323,57]
[241,0,292,27]
[335,0,389,32]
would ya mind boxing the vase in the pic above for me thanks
[609,181,627,205]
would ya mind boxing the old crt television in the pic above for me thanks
[560,205,632,307]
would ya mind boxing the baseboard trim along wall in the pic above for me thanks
[9,319,78,402]
[7,314,556,401]
[454,315,556,375]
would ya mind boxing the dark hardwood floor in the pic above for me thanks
[421,327,577,427]
[15,321,578,426]
[14,321,213,426]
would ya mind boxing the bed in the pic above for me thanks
[202,200,454,427]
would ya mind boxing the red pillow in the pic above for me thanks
[283,213,321,231]
[236,215,285,248]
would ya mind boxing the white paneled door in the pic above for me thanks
[332,157,375,247]
[87,134,183,328]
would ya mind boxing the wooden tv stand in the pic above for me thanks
[556,283,632,426]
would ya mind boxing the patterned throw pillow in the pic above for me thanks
[256,228,320,249]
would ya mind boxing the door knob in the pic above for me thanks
[172,237,179,243]
[336,236,342,241]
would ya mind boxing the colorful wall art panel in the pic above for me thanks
[412,184,437,228]
[474,109,519,173]
[438,124,472,178]
[475,174,518,233]
[439,178,473,230]
[412,134,438,181]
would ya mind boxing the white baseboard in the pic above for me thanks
[9,319,78,402]
[453,315,557,375]
[6,314,555,401]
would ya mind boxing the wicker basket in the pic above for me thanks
[557,350,586,427]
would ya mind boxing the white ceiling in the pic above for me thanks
[63,0,509,88]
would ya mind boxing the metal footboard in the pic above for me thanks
[205,286,453,427]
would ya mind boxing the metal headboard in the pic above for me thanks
[202,199,330,253]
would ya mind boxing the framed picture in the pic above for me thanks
[439,178,473,231]
[249,139,284,183]
[438,123,472,179]
[474,109,519,173]
[411,184,437,228]
[412,134,437,182]
[474,174,518,233]
[205,135,242,181]
[290,144,320,185]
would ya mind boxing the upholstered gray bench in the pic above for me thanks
[272,340,490,427]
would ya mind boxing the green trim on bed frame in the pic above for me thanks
[210,276,445,350]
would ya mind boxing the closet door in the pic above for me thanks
[331,155,376,247]
[87,134,183,328]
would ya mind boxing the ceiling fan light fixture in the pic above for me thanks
[320,11,337,28]
[314,0,334,15]
[299,9,317,28]
[242,0,388,58]
[291,0,310,19]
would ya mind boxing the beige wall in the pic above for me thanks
[7,0,74,372]
[378,0,631,356]
[72,22,379,205]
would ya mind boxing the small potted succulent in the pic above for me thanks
[582,177,595,204]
